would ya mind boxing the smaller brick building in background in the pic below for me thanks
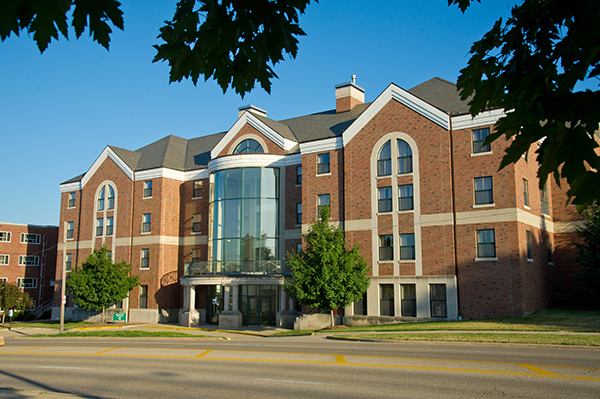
[0,223,58,313]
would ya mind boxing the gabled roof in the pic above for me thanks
[408,77,471,115]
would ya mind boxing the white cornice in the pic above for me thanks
[135,168,210,182]
[343,84,450,147]
[451,109,505,130]
[80,147,134,189]
[60,181,82,193]
[207,154,290,174]
[211,112,297,158]
[299,137,343,154]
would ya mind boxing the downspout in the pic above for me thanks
[448,115,461,319]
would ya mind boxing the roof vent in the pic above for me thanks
[238,104,267,119]
[335,76,365,113]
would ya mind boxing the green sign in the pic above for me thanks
[113,312,126,322]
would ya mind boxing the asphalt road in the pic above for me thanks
[0,334,599,398]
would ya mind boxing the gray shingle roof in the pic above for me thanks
[407,77,471,115]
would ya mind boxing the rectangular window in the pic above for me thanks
[541,183,549,215]
[430,284,447,318]
[401,284,416,317]
[96,218,104,236]
[380,284,394,316]
[317,194,330,217]
[107,250,112,260]
[191,248,201,262]
[399,233,415,260]
[379,235,393,261]
[66,222,74,239]
[192,214,202,233]
[296,203,302,225]
[296,243,302,252]
[106,217,114,236]
[398,184,414,211]
[523,179,529,207]
[0,255,9,265]
[141,249,150,269]
[193,180,203,198]
[472,127,491,153]
[317,153,330,175]
[143,180,152,198]
[20,233,40,244]
[296,166,302,185]
[107,187,114,210]
[65,253,72,272]
[526,230,533,260]
[477,229,496,258]
[0,278,7,283]
[474,176,493,205]
[142,214,151,233]
[354,292,367,316]
[548,237,553,263]
[68,192,76,208]
[139,285,148,309]
[18,256,39,266]
[378,187,392,213]
[17,277,37,289]
[0,232,11,242]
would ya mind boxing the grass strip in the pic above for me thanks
[27,330,209,338]
[337,332,600,346]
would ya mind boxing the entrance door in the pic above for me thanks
[240,285,277,326]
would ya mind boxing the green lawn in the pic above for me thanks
[0,320,98,330]
[28,330,210,338]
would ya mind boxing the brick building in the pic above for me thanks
[52,77,582,328]
[0,223,58,313]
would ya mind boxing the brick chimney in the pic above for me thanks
[335,75,365,113]
[238,104,267,118]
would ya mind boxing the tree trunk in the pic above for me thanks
[1,312,4,324]
[102,307,106,323]
[330,309,334,327]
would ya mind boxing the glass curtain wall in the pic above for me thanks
[211,168,279,268]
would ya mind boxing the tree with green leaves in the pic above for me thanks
[573,204,600,308]
[0,281,34,328]
[283,206,370,327]
[66,247,139,322]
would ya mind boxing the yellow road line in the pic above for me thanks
[93,347,120,355]
[518,364,558,376]
[196,350,213,358]
[12,346,46,354]
[334,355,347,364]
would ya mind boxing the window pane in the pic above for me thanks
[430,284,447,317]
[401,284,416,317]
[380,284,394,316]
[377,141,391,176]
[226,168,242,199]
[243,168,261,198]
[224,199,241,238]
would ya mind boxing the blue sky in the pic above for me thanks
[0,0,519,226]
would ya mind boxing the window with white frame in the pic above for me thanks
[526,230,533,260]
[474,176,493,205]
[317,194,330,217]
[296,166,302,185]
[139,285,148,309]
[399,233,415,260]
[66,221,74,239]
[401,284,416,317]
[430,284,447,318]
[107,185,115,209]
[106,217,114,236]
[68,192,76,208]
[0,255,9,265]
[191,248,201,262]
[0,277,7,283]
[541,183,549,215]
[379,235,393,261]
[296,203,302,225]
[472,127,491,153]
[398,184,414,211]
[192,214,201,233]
[233,139,264,154]
[548,236,553,263]
[193,180,203,198]
[98,186,105,211]
[397,140,413,174]
[0,232,10,242]
[143,180,152,198]
[523,179,529,207]
[142,214,151,233]
[477,229,496,258]
[378,187,392,213]
[19,256,39,266]
[380,284,394,316]
[317,153,330,175]
[96,218,104,236]
[17,277,37,289]
[20,233,40,244]
[65,253,72,272]
[141,249,150,269]
[377,141,392,176]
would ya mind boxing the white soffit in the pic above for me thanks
[451,109,505,130]
[135,168,210,181]
[211,112,297,158]
[343,84,450,147]
[207,154,291,174]
[60,181,82,193]
[299,137,343,154]
[80,147,134,189]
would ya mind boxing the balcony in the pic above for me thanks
[184,260,282,277]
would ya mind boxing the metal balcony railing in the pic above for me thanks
[184,260,282,276]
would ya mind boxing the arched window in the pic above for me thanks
[107,186,115,210]
[377,141,391,176]
[97,187,105,211]
[233,139,264,154]
[398,140,413,174]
